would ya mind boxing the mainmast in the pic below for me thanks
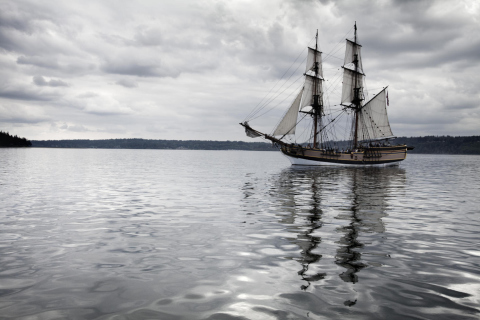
[313,30,319,148]
[340,22,364,149]
[312,30,322,149]
[353,22,360,149]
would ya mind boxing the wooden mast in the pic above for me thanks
[313,30,319,149]
[353,22,359,149]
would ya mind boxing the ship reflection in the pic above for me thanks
[296,177,325,290]
[271,167,331,290]
[270,165,405,290]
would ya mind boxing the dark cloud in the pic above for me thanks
[0,115,46,124]
[0,87,54,101]
[0,1,53,34]
[33,76,68,87]
[101,58,179,78]
[115,79,138,88]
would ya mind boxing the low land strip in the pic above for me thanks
[28,136,480,154]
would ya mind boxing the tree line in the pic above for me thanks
[5,135,479,154]
[0,131,32,147]
[31,138,277,151]
[394,136,480,155]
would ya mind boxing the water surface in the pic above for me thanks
[0,149,479,319]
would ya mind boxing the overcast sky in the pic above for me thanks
[1,0,479,141]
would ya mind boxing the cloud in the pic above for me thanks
[17,55,96,75]
[60,123,89,132]
[101,58,173,77]
[70,92,134,116]
[33,75,68,87]
[0,87,55,101]
[115,79,138,88]
[18,56,60,69]
[133,27,164,47]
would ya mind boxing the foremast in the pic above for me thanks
[353,23,360,149]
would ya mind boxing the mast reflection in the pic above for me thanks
[297,175,324,290]
[269,165,405,290]
[272,167,332,290]
[335,169,366,284]
[335,166,406,284]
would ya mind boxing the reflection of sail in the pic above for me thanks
[335,167,405,284]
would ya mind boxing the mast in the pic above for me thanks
[340,22,365,149]
[353,22,359,149]
[313,30,318,148]
[312,29,322,149]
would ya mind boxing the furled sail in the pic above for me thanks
[357,89,395,141]
[245,125,262,138]
[272,88,304,136]
[301,75,322,110]
[305,47,323,78]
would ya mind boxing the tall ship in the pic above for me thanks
[241,23,412,166]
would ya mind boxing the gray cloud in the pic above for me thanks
[0,87,54,101]
[33,75,68,87]
[102,59,172,77]
[18,56,60,70]
[115,79,138,88]
[60,123,89,132]
[133,27,164,47]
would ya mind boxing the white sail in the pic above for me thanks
[344,39,363,74]
[272,88,304,136]
[357,89,395,141]
[341,68,364,105]
[301,75,322,109]
[305,47,323,78]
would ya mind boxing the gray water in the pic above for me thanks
[0,148,479,319]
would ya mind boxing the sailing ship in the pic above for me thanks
[241,23,413,166]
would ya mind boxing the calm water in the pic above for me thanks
[0,148,479,319]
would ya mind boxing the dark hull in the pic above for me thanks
[280,145,408,166]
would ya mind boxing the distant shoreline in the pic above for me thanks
[28,136,480,155]
[31,139,277,151]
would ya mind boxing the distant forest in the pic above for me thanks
[31,139,276,151]
[394,136,480,154]
[30,136,480,154]
[0,131,32,147]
